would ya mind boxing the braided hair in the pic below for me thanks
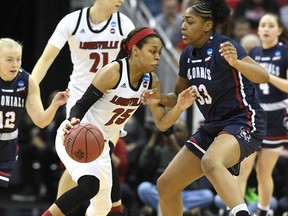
[188,0,231,31]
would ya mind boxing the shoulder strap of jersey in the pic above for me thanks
[117,12,123,36]
[72,8,84,35]
[148,73,153,89]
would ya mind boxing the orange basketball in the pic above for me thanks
[63,123,105,163]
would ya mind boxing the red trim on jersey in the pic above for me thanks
[265,135,288,140]
[127,28,156,52]
[231,68,244,109]
[0,171,11,177]
[231,68,252,129]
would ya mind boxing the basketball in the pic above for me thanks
[63,123,105,163]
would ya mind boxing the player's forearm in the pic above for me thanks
[233,57,269,83]
[160,92,177,108]
[31,44,60,84]
[33,106,59,128]
[31,58,53,84]
[269,74,288,93]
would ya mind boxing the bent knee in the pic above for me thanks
[201,156,217,175]
[78,175,100,199]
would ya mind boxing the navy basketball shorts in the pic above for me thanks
[262,108,288,148]
[186,108,267,175]
[0,138,18,187]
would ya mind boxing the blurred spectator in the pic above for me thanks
[140,0,162,16]
[137,120,214,216]
[233,0,279,31]
[227,0,241,12]
[232,17,253,42]
[111,138,133,212]
[276,0,288,29]
[240,33,261,53]
[122,115,148,189]
[155,0,183,47]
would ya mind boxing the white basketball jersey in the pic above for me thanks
[84,58,152,142]
[48,7,135,116]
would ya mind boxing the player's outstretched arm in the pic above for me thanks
[219,41,269,83]
[31,44,60,84]
[26,76,69,128]
[269,74,288,93]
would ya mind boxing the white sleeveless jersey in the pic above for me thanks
[48,7,135,115]
[84,58,152,142]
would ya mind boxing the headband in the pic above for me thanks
[127,28,157,52]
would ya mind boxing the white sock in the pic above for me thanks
[258,203,270,211]
[231,203,249,215]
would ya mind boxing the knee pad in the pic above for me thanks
[78,175,100,199]
[55,175,99,214]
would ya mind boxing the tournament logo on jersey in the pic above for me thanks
[143,74,149,88]
[110,21,117,34]
[272,50,281,61]
[207,48,213,56]
[17,80,26,92]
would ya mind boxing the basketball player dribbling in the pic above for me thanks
[141,0,270,215]
[31,0,135,215]
[0,38,69,188]
[41,27,196,216]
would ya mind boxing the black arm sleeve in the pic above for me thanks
[68,84,103,121]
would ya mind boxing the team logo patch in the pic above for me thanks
[110,28,116,34]
[238,127,251,142]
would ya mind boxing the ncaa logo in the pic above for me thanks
[275,51,281,56]
[18,80,24,87]
[207,48,213,56]
[111,21,117,28]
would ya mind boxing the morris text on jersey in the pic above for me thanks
[187,67,211,80]
[79,41,119,50]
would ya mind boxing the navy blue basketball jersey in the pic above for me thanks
[249,42,288,107]
[0,69,29,133]
[179,33,260,123]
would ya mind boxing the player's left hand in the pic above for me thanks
[176,87,196,110]
[52,88,70,107]
[141,88,161,105]
[219,42,238,67]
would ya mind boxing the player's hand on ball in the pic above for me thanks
[141,88,161,105]
[63,118,81,136]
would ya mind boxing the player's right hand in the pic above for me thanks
[63,118,80,136]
